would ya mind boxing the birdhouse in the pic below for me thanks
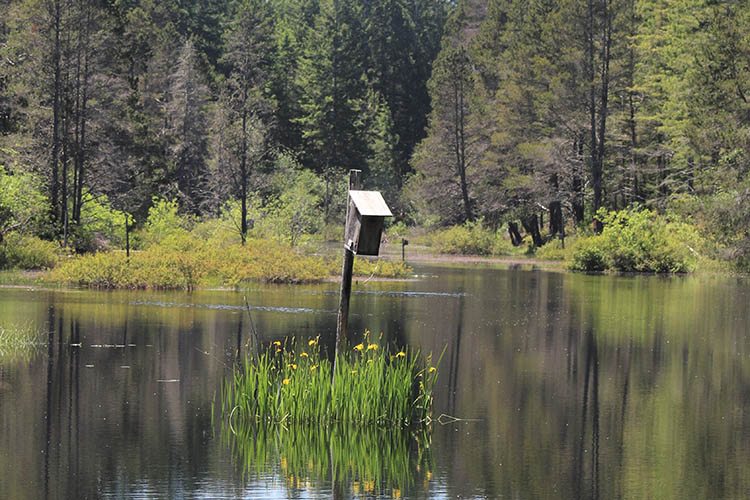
[344,190,393,256]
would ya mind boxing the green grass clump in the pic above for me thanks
[0,323,47,363]
[569,208,705,273]
[222,332,442,427]
[0,232,60,270]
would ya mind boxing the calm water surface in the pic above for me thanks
[1,263,750,499]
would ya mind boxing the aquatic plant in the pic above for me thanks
[221,332,442,427]
[0,323,46,363]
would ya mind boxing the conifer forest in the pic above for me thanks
[2,0,750,268]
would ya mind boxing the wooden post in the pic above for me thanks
[125,214,131,259]
[401,237,408,262]
[335,170,361,357]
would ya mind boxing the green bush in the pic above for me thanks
[535,237,569,261]
[0,232,60,270]
[568,236,608,272]
[134,198,192,248]
[429,220,494,255]
[568,208,701,273]
[70,194,127,251]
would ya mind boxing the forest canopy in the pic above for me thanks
[1,0,749,267]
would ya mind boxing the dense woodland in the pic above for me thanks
[1,0,750,267]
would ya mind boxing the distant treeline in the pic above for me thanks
[1,0,750,265]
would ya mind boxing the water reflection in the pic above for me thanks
[222,422,432,498]
[0,269,749,499]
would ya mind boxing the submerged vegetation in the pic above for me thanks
[221,333,441,427]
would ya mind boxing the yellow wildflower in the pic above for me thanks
[354,343,364,351]
[367,359,373,364]
[275,348,281,354]
[288,363,297,370]
[396,351,406,358]
[300,352,309,357]
[273,341,281,346]
[367,344,378,351]
[282,378,290,385]
[308,338,317,346]
[350,370,357,374]
[310,365,318,372]
[429,366,436,373]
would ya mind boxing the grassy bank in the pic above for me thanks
[46,235,410,290]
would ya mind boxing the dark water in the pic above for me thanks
[1,264,750,499]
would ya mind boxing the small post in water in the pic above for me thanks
[335,169,361,356]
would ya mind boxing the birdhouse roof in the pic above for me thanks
[349,190,393,217]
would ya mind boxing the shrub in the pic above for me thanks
[429,220,494,255]
[568,208,702,273]
[52,235,332,289]
[0,232,60,270]
[135,198,192,248]
[535,237,569,261]
[71,194,127,251]
[568,236,608,272]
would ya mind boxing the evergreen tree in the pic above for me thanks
[167,39,211,214]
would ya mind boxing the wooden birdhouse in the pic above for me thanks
[344,190,393,256]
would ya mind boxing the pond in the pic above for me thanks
[1,263,749,499]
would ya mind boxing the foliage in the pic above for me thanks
[257,164,325,247]
[0,166,47,240]
[135,198,192,248]
[568,209,703,273]
[52,235,331,289]
[427,220,518,256]
[71,194,128,251]
[221,332,442,426]
[0,232,60,270]
[535,237,572,261]
[429,221,494,255]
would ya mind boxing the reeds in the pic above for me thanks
[0,323,46,363]
[222,332,442,427]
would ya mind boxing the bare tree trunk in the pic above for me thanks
[521,214,543,248]
[508,221,523,246]
[50,0,62,226]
